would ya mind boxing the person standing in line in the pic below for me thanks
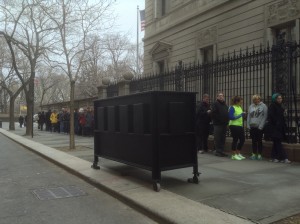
[39,111,46,131]
[37,112,41,129]
[24,115,27,127]
[195,94,211,154]
[268,93,291,163]
[78,108,86,136]
[19,115,24,128]
[59,108,65,133]
[211,92,229,157]
[45,109,51,131]
[84,108,93,136]
[247,95,268,160]
[228,96,246,160]
[74,108,79,135]
[50,110,58,132]
[64,109,70,134]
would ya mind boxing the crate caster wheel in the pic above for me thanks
[187,175,199,184]
[91,164,100,170]
[153,182,161,192]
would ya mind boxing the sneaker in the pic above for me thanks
[250,154,257,160]
[231,154,242,160]
[282,159,291,164]
[257,154,262,160]
[198,150,204,154]
[272,159,279,163]
[237,154,245,159]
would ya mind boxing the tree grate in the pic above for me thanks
[32,186,87,200]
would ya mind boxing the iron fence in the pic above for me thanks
[107,41,300,143]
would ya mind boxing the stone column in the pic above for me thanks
[97,77,110,99]
[118,73,134,96]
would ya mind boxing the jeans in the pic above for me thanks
[214,125,227,153]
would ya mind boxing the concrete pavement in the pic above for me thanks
[1,122,300,224]
[0,130,157,224]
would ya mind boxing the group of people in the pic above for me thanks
[195,92,291,163]
[19,107,95,137]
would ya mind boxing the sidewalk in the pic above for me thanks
[1,122,300,224]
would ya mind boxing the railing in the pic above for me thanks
[106,42,300,143]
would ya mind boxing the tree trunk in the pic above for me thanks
[3,91,8,113]
[69,80,75,149]
[25,79,34,137]
[9,96,16,131]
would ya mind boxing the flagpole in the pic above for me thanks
[137,5,139,75]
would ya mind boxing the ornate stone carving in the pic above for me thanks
[266,0,300,26]
[149,41,172,61]
[197,26,217,48]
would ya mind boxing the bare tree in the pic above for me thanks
[45,0,115,149]
[0,66,30,130]
[0,38,11,113]
[76,35,107,98]
[35,66,61,110]
[76,33,141,98]
[0,34,31,129]
[0,0,57,135]
[102,33,135,80]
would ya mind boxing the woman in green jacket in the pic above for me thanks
[229,96,246,160]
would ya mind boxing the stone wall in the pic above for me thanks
[144,0,300,74]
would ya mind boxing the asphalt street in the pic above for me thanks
[0,134,157,224]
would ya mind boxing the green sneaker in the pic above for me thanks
[257,154,262,160]
[250,154,257,160]
[237,154,245,159]
[232,154,242,160]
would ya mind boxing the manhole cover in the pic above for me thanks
[32,186,87,200]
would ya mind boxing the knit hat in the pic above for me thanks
[271,93,281,103]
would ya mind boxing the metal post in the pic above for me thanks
[32,77,34,138]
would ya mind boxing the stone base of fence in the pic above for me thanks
[207,137,300,162]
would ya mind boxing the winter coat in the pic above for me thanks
[211,100,229,126]
[195,101,211,132]
[19,116,24,123]
[85,112,93,128]
[50,112,58,124]
[38,112,46,124]
[266,102,286,140]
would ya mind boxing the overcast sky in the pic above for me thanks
[112,0,145,43]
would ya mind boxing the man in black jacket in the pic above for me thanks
[211,92,229,157]
[195,94,211,153]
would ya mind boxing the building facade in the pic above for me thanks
[143,0,300,74]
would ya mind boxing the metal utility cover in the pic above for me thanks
[32,186,87,200]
